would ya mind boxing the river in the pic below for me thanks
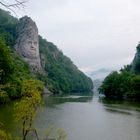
[0,94,140,140]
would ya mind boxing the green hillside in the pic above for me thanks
[39,36,93,93]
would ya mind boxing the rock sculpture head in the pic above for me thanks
[15,16,41,72]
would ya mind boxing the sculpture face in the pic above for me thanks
[20,35,39,59]
[28,40,38,56]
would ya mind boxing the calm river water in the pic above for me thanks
[0,94,140,140]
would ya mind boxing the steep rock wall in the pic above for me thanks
[131,44,140,73]
[15,16,41,72]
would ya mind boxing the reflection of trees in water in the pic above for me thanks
[43,95,94,107]
[98,97,140,115]
[105,108,132,115]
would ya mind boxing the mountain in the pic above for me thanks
[0,8,93,99]
[88,68,111,80]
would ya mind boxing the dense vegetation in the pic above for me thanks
[0,8,93,103]
[39,36,93,94]
[99,46,140,100]
[0,37,32,103]
[0,79,67,140]
[0,9,18,46]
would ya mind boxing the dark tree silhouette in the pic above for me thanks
[0,0,28,15]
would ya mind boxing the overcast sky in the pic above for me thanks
[1,0,140,73]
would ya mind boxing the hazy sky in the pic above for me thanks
[1,0,140,72]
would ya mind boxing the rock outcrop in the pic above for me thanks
[15,16,41,72]
[131,43,140,73]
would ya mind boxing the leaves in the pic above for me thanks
[0,123,14,140]
[99,70,140,100]
[14,79,44,140]
[0,129,13,140]
[0,38,14,83]
[21,79,44,97]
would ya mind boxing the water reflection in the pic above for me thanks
[99,97,140,120]
[105,108,133,115]
[0,103,16,132]
[99,97,140,114]
[43,94,93,107]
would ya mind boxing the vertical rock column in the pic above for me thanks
[131,44,140,73]
[15,16,41,72]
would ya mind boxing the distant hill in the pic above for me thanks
[87,68,111,80]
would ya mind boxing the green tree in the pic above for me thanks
[14,79,44,140]
[130,76,140,99]
[0,122,15,140]
[99,71,120,98]
[0,83,10,104]
[0,129,13,140]
[0,38,14,83]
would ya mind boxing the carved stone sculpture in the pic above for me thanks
[15,16,41,72]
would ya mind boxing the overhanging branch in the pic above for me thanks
[0,0,28,16]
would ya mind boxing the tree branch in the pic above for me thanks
[0,0,28,16]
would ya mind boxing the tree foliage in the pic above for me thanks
[0,37,31,101]
[0,38,14,83]
[0,8,18,46]
[0,122,15,140]
[0,10,33,100]
[99,69,140,100]
[0,129,13,140]
[14,79,66,140]
[14,79,44,140]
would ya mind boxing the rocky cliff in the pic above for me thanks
[15,16,41,72]
[131,44,140,73]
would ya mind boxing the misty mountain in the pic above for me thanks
[88,68,112,81]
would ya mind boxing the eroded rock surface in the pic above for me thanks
[131,44,140,73]
[15,16,41,72]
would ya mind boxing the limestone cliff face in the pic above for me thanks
[131,44,140,73]
[15,16,41,72]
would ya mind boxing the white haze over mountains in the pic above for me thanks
[1,0,140,74]
[87,68,112,81]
